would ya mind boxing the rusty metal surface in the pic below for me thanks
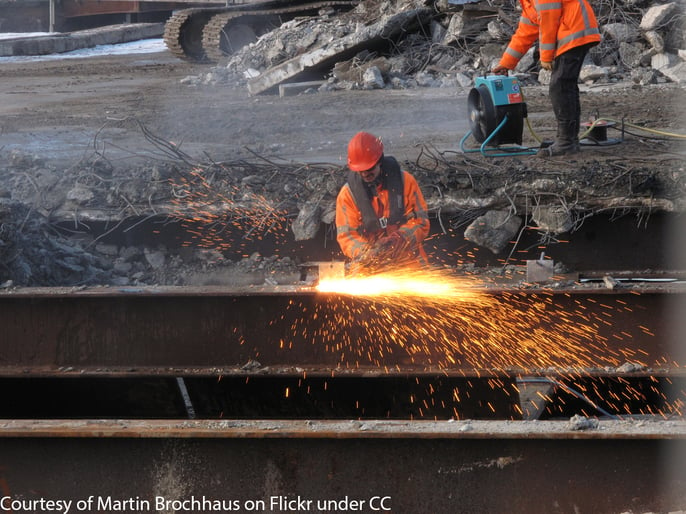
[59,0,219,17]
[0,285,684,376]
[1,418,685,438]
[0,420,684,513]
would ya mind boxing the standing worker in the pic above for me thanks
[335,131,430,272]
[492,0,601,157]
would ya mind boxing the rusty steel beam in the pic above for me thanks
[0,419,684,514]
[0,285,684,376]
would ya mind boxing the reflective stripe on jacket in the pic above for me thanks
[499,0,600,69]
[335,171,430,261]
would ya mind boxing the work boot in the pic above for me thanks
[537,120,579,157]
[573,118,582,151]
[537,140,578,157]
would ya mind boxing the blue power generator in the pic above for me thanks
[467,75,527,146]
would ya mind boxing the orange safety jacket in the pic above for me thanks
[498,0,601,70]
[335,168,430,263]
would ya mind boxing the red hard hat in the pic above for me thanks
[347,131,383,172]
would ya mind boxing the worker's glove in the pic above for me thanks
[540,61,553,71]
[351,233,413,274]
[374,231,406,257]
[491,65,509,76]
[354,233,407,272]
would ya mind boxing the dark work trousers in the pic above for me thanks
[548,43,594,144]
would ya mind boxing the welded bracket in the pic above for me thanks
[526,253,554,283]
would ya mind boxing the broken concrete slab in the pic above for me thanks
[514,47,536,73]
[659,61,686,84]
[531,204,574,234]
[631,67,660,85]
[463,210,522,254]
[579,64,609,82]
[291,197,324,241]
[601,22,639,43]
[640,2,678,31]
[651,52,678,71]
[331,56,392,83]
[442,8,495,44]
[194,0,686,94]
[279,80,327,97]
[643,30,665,53]
[247,7,433,95]
[619,42,644,68]
[362,66,385,88]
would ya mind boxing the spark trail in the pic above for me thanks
[303,269,682,417]
[302,268,629,371]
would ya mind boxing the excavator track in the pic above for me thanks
[201,11,275,64]
[164,7,226,62]
[164,1,357,63]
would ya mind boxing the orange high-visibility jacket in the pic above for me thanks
[498,0,601,69]
[335,171,430,261]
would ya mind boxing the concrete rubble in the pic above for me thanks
[190,0,686,91]
[246,3,435,94]
[463,210,522,254]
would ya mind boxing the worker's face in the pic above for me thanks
[359,161,381,183]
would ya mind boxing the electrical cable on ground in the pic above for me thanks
[521,86,686,145]
[526,115,686,144]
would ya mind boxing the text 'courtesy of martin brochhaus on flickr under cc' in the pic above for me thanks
[0,495,394,513]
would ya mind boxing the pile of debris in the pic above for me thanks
[0,148,312,288]
[187,0,686,93]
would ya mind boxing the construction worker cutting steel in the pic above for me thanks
[492,0,601,157]
[335,131,430,272]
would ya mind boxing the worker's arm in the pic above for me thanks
[335,184,372,260]
[497,4,540,70]
[396,172,430,246]
[536,0,563,65]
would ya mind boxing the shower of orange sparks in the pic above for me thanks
[292,267,642,373]
[168,170,291,251]
[316,268,483,301]
[303,268,682,416]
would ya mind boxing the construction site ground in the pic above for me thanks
[1,49,684,167]
[0,50,497,166]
